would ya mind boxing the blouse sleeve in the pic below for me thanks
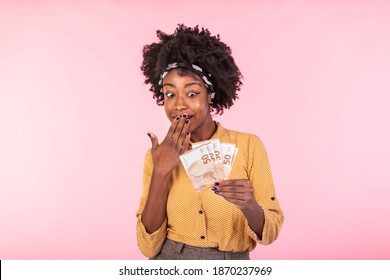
[246,135,284,245]
[135,149,167,258]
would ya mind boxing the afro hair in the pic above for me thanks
[141,24,243,115]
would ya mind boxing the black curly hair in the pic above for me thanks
[141,24,243,115]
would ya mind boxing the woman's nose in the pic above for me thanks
[174,95,188,110]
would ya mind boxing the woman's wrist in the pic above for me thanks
[149,168,173,195]
[240,198,260,214]
[151,167,173,180]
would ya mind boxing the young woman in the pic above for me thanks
[136,24,284,260]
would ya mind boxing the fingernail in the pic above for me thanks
[183,113,187,118]
[175,116,180,120]
[214,182,219,186]
[215,191,220,195]
[147,133,151,137]
[211,187,217,191]
[186,131,190,135]
[185,118,190,124]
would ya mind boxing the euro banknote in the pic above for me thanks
[180,138,238,191]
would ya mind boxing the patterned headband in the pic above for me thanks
[158,62,215,99]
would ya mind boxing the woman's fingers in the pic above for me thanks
[172,115,190,145]
[166,116,181,140]
[179,130,191,154]
[165,115,191,151]
[165,115,190,144]
[172,116,185,142]
[177,118,191,147]
[220,179,251,187]
[213,179,254,206]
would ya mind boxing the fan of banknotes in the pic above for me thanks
[179,138,238,192]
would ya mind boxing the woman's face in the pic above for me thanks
[162,69,214,138]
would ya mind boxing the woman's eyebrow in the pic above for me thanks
[163,82,176,88]
[184,82,202,88]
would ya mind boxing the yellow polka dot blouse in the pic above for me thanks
[136,122,284,258]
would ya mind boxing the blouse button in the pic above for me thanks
[271,196,275,201]
[199,210,203,214]
[200,235,205,239]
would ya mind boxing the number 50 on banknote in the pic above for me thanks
[180,138,238,192]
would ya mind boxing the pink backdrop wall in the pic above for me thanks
[1,0,389,259]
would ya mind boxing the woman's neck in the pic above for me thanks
[190,120,217,143]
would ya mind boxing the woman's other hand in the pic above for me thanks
[212,179,256,210]
[213,179,265,239]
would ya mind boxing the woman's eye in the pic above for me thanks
[165,92,174,98]
[187,91,198,97]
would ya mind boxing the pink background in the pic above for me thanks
[1,0,389,259]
